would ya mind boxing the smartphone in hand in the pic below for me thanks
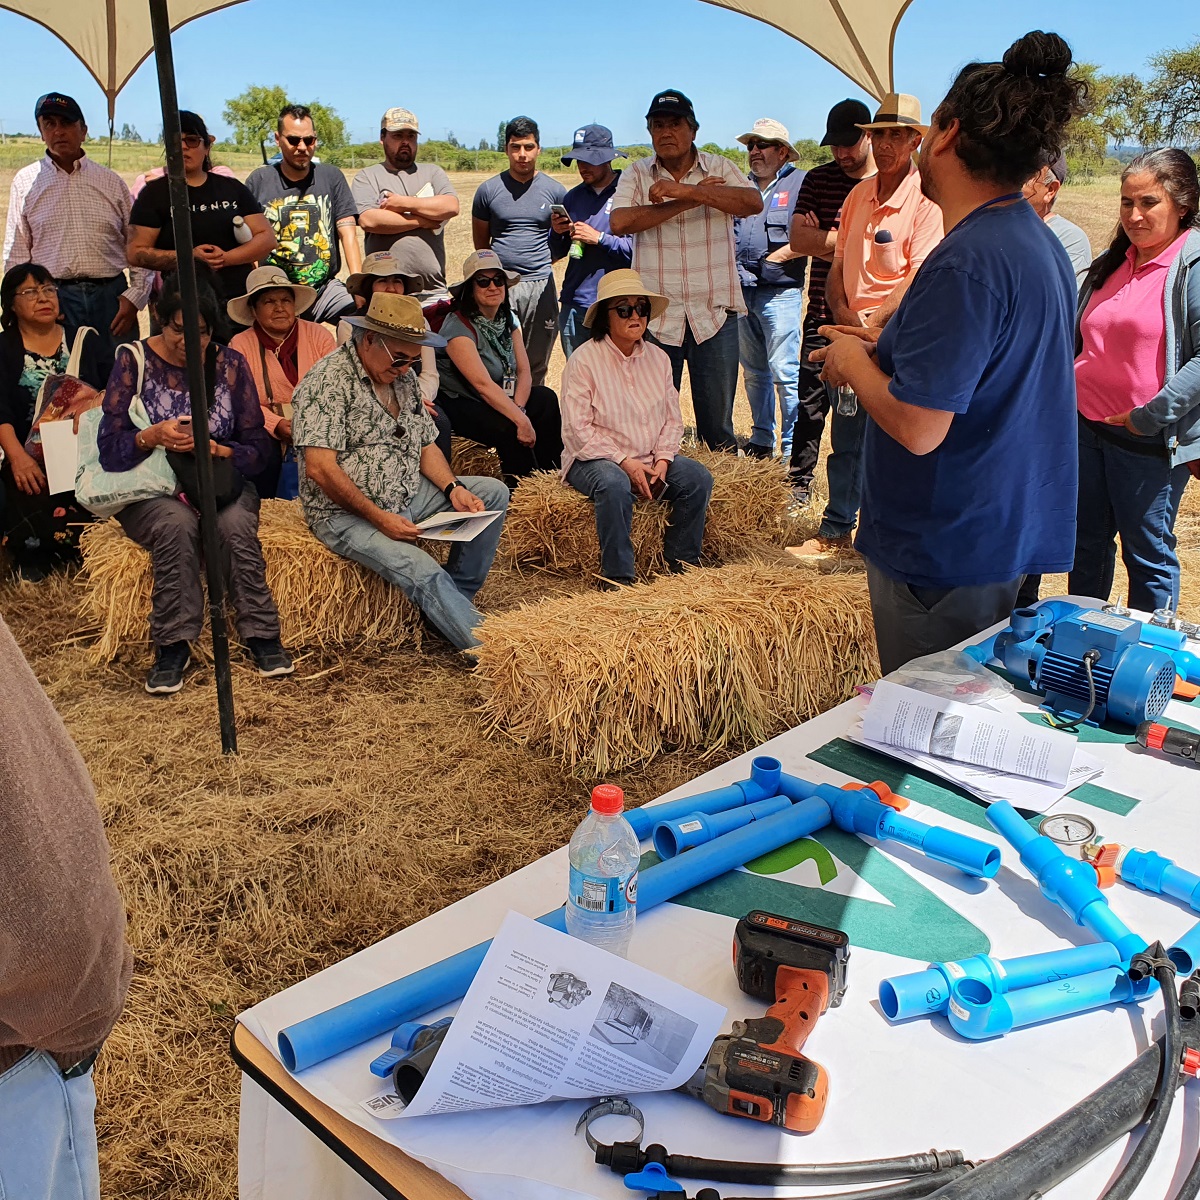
[550,204,569,219]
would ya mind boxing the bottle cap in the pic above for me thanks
[591,784,624,814]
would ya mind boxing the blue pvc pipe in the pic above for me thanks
[623,755,783,842]
[1169,919,1200,976]
[1120,849,1200,911]
[987,802,1145,960]
[652,794,791,859]
[278,792,835,1072]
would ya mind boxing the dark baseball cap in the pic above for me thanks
[820,98,872,147]
[35,92,84,124]
[646,89,696,123]
[1048,152,1069,185]
[561,124,624,166]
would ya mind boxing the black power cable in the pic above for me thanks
[1169,977,1200,1200]
[679,1163,975,1200]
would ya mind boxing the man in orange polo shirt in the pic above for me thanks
[791,94,943,556]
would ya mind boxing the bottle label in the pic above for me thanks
[569,866,637,914]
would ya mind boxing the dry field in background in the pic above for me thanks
[1,166,1197,1198]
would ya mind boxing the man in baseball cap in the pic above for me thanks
[1022,152,1092,287]
[33,92,85,124]
[351,105,459,289]
[550,124,632,357]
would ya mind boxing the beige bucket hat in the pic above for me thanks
[346,249,426,299]
[342,292,446,347]
[736,118,799,163]
[583,269,670,328]
[226,265,317,328]
[857,93,928,136]
[449,249,520,296]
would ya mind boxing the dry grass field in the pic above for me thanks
[0,163,1197,1198]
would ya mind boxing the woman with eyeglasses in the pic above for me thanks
[0,262,105,580]
[127,111,277,326]
[435,249,562,483]
[560,269,713,587]
[97,272,292,695]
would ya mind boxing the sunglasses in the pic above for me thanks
[473,272,508,289]
[284,135,317,148]
[181,134,207,149]
[744,138,781,151]
[609,300,652,319]
[378,340,423,369]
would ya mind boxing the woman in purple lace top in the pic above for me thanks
[97,274,293,694]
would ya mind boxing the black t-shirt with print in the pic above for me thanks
[130,173,264,301]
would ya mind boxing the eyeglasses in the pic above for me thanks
[744,139,780,151]
[473,272,508,289]
[13,283,58,300]
[609,300,652,319]
[166,321,211,338]
[181,134,207,149]
[284,135,317,148]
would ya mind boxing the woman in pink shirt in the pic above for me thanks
[1070,149,1200,612]
[560,269,712,587]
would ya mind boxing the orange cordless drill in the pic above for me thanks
[684,911,849,1132]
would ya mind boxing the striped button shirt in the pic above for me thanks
[611,152,748,347]
[3,154,151,309]
[559,335,683,478]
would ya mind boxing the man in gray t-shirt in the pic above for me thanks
[1023,154,1093,289]
[352,106,459,285]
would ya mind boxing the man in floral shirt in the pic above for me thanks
[292,292,509,651]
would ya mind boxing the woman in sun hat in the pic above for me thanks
[228,266,334,498]
[559,268,712,587]
[435,249,562,484]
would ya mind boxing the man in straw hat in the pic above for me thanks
[291,292,509,653]
[734,118,808,462]
[789,92,942,558]
[560,269,713,587]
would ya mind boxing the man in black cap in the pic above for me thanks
[611,90,762,451]
[3,93,151,379]
[785,99,876,504]
[550,124,634,357]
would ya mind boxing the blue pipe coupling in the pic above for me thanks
[652,794,791,859]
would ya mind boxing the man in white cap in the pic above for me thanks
[734,118,808,460]
[291,292,509,654]
[790,93,942,557]
[352,107,460,289]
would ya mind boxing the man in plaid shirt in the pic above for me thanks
[611,90,762,451]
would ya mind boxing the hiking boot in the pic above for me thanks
[145,642,191,695]
[742,443,774,460]
[786,533,854,558]
[788,486,811,514]
[246,637,295,678]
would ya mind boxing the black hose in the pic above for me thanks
[684,1163,975,1200]
[1174,1145,1200,1200]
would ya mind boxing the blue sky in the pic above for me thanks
[0,0,1189,150]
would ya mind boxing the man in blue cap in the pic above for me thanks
[551,125,634,358]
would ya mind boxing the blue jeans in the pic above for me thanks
[310,474,510,650]
[1068,418,1191,612]
[651,316,740,452]
[55,275,126,383]
[738,285,803,458]
[820,401,867,538]
[566,455,713,583]
[559,305,594,360]
[0,1051,100,1200]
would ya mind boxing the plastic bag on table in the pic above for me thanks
[882,650,1014,705]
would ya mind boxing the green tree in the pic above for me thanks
[119,122,142,143]
[477,137,491,152]
[222,84,348,156]
[1141,42,1200,147]
[497,120,509,151]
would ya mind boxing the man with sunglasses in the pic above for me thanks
[292,291,509,654]
[246,104,362,324]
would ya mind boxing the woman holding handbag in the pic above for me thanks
[0,262,104,581]
[98,273,293,694]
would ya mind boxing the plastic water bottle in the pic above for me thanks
[232,215,254,245]
[565,785,640,956]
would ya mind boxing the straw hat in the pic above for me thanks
[449,249,520,296]
[857,93,928,136]
[583,269,670,328]
[226,265,317,327]
[341,292,445,346]
[346,249,425,299]
[736,118,799,163]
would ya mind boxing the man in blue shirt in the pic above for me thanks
[812,34,1083,672]
[550,125,633,358]
[733,118,807,459]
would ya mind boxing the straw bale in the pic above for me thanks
[450,436,503,480]
[475,562,879,773]
[499,445,793,578]
[78,498,421,660]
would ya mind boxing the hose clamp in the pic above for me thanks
[575,1096,645,1153]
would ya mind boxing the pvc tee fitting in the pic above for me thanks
[652,794,791,859]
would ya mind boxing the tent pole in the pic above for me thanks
[147,0,238,754]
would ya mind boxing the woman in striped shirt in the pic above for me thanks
[559,269,713,587]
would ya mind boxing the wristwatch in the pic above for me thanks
[443,479,463,501]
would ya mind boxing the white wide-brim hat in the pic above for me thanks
[227,265,318,328]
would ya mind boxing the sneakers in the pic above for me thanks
[145,642,191,694]
[246,637,295,678]
[786,533,854,559]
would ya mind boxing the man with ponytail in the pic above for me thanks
[811,31,1087,673]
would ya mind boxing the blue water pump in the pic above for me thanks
[966,605,1176,727]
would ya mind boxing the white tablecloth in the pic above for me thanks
[238,607,1200,1200]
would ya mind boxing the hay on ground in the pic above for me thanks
[474,562,879,773]
[450,436,503,480]
[78,498,421,660]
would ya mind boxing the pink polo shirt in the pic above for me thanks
[1075,233,1188,421]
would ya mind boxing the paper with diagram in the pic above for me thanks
[361,911,725,1120]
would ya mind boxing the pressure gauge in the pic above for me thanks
[1038,813,1099,858]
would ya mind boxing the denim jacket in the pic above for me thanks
[1076,227,1200,467]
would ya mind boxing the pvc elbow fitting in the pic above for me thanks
[651,794,791,859]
